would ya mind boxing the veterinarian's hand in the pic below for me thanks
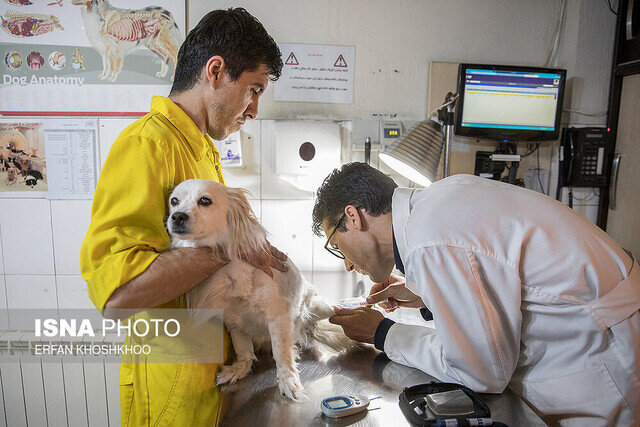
[328,307,384,344]
[242,243,289,278]
[366,275,425,311]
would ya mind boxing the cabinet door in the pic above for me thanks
[607,73,640,256]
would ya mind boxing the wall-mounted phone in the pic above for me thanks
[559,127,610,188]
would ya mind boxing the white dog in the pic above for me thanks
[167,179,352,401]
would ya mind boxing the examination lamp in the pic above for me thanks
[379,93,457,187]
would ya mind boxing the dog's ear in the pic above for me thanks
[223,186,268,260]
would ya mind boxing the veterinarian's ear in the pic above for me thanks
[205,56,225,88]
[344,205,364,231]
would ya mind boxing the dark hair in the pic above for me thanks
[312,163,398,236]
[170,8,283,94]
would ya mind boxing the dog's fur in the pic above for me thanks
[167,179,352,401]
[72,0,182,82]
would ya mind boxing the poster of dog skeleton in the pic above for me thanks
[0,121,47,192]
[0,0,185,114]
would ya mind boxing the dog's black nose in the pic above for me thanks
[171,212,188,225]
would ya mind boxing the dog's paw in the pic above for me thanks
[278,375,307,401]
[216,360,252,386]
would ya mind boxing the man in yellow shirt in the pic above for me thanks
[80,8,285,426]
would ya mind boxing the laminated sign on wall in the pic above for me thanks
[274,43,355,104]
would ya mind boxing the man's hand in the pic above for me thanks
[328,307,385,343]
[241,242,288,278]
[367,274,425,311]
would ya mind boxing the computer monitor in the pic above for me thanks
[454,64,566,142]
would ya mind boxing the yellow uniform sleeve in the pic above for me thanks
[80,135,172,311]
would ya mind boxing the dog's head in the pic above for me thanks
[167,179,267,259]
[7,167,17,179]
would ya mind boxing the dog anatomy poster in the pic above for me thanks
[0,121,47,192]
[0,0,186,114]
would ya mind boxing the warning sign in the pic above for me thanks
[334,55,347,68]
[285,52,299,66]
[275,43,355,104]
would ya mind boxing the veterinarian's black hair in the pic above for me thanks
[312,163,398,236]
[170,8,282,93]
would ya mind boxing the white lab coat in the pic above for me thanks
[386,174,639,426]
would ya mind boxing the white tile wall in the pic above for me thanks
[0,229,4,275]
[0,275,7,329]
[5,275,57,310]
[5,275,57,329]
[0,198,55,275]
[262,200,314,272]
[51,200,93,276]
[248,200,261,223]
[56,275,94,310]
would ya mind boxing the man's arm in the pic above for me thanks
[381,246,523,393]
[103,244,289,319]
[102,247,225,319]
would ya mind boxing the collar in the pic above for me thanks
[391,187,415,261]
[392,229,405,274]
[150,96,219,161]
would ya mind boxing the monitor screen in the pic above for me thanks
[454,64,566,141]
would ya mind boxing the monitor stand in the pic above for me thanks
[490,142,521,185]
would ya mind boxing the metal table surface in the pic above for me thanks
[219,346,545,426]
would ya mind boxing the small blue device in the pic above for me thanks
[321,395,370,418]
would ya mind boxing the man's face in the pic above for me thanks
[322,213,394,283]
[206,64,270,140]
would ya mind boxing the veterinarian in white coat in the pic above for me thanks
[313,163,639,426]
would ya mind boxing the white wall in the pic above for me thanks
[190,0,615,123]
[0,0,617,319]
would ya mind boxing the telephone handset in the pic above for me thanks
[560,127,610,188]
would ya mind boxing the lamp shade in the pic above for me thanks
[379,119,444,187]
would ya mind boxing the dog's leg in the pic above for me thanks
[216,328,256,385]
[268,316,306,401]
[108,56,123,83]
[147,40,169,78]
[308,294,336,320]
[98,53,109,80]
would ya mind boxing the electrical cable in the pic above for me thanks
[427,94,459,120]
[605,0,618,15]
[536,143,546,195]
[562,109,608,117]
[546,0,567,67]
[520,143,539,158]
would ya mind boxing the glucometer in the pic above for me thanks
[321,395,370,418]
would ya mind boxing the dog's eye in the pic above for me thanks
[198,197,212,206]
[170,197,179,206]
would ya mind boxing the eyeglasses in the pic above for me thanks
[324,207,363,259]
[324,212,347,259]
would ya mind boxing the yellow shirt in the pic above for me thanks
[80,96,229,426]
[80,96,225,310]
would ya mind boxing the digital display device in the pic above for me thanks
[325,397,351,409]
[383,127,401,138]
[454,64,566,141]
